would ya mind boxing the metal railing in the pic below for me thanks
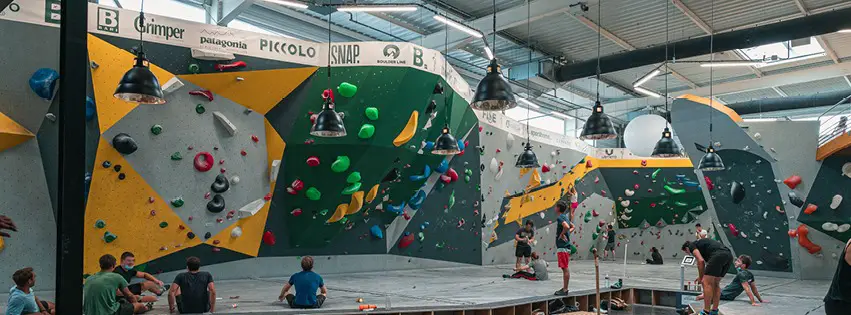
[817,94,851,147]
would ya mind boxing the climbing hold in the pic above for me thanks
[204,232,212,240]
[214,60,247,71]
[342,182,362,195]
[730,182,746,204]
[541,164,550,173]
[435,159,449,173]
[382,168,401,183]
[347,172,362,184]
[625,189,634,196]
[409,165,432,181]
[788,229,797,238]
[291,209,303,217]
[796,225,822,254]
[728,224,739,237]
[149,124,164,135]
[188,63,200,73]
[212,111,238,136]
[306,187,321,201]
[448,190,456,209]
[592,232,599,240]
[306,156,320,167]
[788,191,805,207]
[423,141,435,151]
[399,232,415,249]
[207,195,226,213]
[364,184,379,204]
[171,197,185,208]
[664,185,686,195]
[211,174,230,193]
[118,173,126,180]
[29,68,59,100]
[838,224,851,233]
[364,107,380,121]
[584,211,592,223]
[262,231,276,246]
[230,176,240,185]
[783,175,802,189]
[189,89,215,102]
[651,169,662,180]
[586,160,593,168]
[331,156,351,173]
[842,163,851,178]
[111,133,138,155]
[338,82,358,97]
[95,220,106,229]
[620,200,630,207]
[168,151,183,161]
[368,225,384,239]
[804,204,818,215]
[393,111,418,147]
[194,152,214,172]
[823,222,839,232]
[831,195,843,209]
[195,104,206,114]
[387,202,406,215]
[358,124,375,139]
[445,168,459,182]
[409,190,426,210]
[240,149,247,156]
[103,231,118,243]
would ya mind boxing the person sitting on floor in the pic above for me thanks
[168,256,215,314]
[278,256,327,309]
[114,252,168,303]
[84,254,150,315]
[645,247,663,265]
[7,267,55,315]
[504,252,549,281]
[697,255,768,306]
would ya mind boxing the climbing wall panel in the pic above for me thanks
[0,112,34,153]
[602,167,707,229]
[798,154,851,242]
[180,68,317,115]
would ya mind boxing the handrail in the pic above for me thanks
[818,94,851,146]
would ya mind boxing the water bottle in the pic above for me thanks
[605,273,610,288]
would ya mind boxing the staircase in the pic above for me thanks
[816,95,851,160]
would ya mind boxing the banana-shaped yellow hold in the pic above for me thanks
[327,203,348,223]
[346,191,364,215]
[393,111,418,147]
[365,184,379,203]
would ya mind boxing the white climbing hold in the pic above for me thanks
[230,176,240,185]
[756,260,763,265]
[620,214,632,221]
[753,132,761,140]
[763,212,768,219]
[625,189,634,197]
[740,232,747,238]
[550,151,556,157]
[45,113,56,122]
[842,163,851,178]
[270,160,281,183]
[230,226,243,238]
[495,167,504,181]
[238,198,265,217]
[506,133,515,149]
[823,222,839,232]
[539,212,545,219]
[191,48,236,61]
[162,77,184,94]
[624,208,633,213]
[831,194,843,209]
[489,158,499,173]
[621,200,630,207]
[838,224,851,233]
[213,111,238,136]
[743,145,750,151]
[714,141,722,147]
[376,203,384,210]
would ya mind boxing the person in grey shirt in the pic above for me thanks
[504,252,549,281]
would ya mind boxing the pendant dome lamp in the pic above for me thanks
[470,0,516,111]
[432,15,460,155]
[652,0,682,158]
[699,0,725,171]
[580,1,616,140]
[114,0,165,104]
[515,0,538,168]
[311,4,347,137]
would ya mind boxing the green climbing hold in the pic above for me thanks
[674,201,689,207]
[592,232,599,240]
[340,217,349,224]
[347,172,361,184]
[151,124,163,135]
[358,124,375,139]
[584,211,591,223]
[595,225,602,233]
[342,182,362,195]
[103,231,117,243]
[159,222,168,228]
[320,209,329,216]
[651,168,662,180]
[171,197,185,207]
[306,187,321,201]
[465,175,471,183]
[170,152,183,160]
[365,107,379,120]
[195,104,206,114]
[448,190,455,209]
[664,185,686,195]
[338,82,358,98]
[418,232,425,241]
[189,63,200,74]
[331,156,351,173]
[570,244,578,255]
[95,220,106,229]
[465,169,473,176]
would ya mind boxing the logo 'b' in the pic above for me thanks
[97,8,119,33]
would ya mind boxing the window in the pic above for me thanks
[228,19,295,38]
[504,107,566,135]
[99,0,207,23]
[740,37,826,68]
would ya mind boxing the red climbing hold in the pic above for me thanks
[241,149,247,156]
[542,164,551,173]
[796,225,822,254]
[215,60,247,71]
[399,233,415,249]
[291,179,304,191]
[496,149,501,153]
[634,184,640,190]
[633,170,639,175]
[226,210,235,219]
[264,193,272,201]
[788,229,797,238]
[213,240,220,245]
[179,225,186,230]
[804,203,818,215]
[403,212,411,220]
[478,126,483,132]
[205,192,211,199]
[321,89,335,102]
[291,209,303,216]
[650,203,657,208]
[212,247,221,252]
[446,168,459,182]
[599,220,606,227]
[586,160,593,168]
[262,231,276,245]
[148,197,155,203]
[306,156,320,167]
[592,210,599,217]
[784,175,802,189]
[641,160,647,166]
[219,159,225,165]
[194,152,214,172]
[216,218,224,223]
[150,210,156,216]
[286,187,297,195]
[220,168,226,173]
[251,135,259,143]
[440,174,451,184]
[728,224,739,237]
[189,89,214,101]
[704,176,714,190]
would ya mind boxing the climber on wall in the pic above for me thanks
[514,220,535,269]
[278,256,327,309]
[0,215,16,238]
[681,239,734,315]
[114,252,169,303]
[603,225,616,261]
[84,254,151,314]
[568,186,578,221]
[554,200,575,296]
[824,237,851,315]
[696,255,766,306]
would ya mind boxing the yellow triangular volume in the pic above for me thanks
[87,34,176,134]
[180,68,318,115]
[0,112,34,153]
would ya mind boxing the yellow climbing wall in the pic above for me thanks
[0,112,34,153]
[180,68,318,115]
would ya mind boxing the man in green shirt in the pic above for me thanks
[84,254,150,314]
[696,255,768,307]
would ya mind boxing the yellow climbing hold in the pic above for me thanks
[0,237,4,254]
[327,203,348,223]
[526,169,541,190]
[365,184,379,203]
[393,111,418,147]
[346,191,364,215]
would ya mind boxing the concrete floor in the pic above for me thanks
[0,260,831,314]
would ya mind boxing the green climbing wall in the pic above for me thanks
[601,167,707,229]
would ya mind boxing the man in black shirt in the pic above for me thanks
[514,220,535,269]
[168,256,216,314]
[603,225,616,261]
[825,238,851,314]
[114,252,168,303]
[682,239,733,315]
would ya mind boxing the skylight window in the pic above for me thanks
[740,37,826,68]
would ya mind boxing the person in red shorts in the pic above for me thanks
[554,200,575,296]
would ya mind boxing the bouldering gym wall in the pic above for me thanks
[2,1,851,314]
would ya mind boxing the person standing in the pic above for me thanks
[682,239,734,315]
[825,238,851,314]
[554,200,575,296]
[168,257,215,314]
[603,224,616,261]
[514,220,535,269]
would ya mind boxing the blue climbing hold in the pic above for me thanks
[683,181,700,187]
[409,165,431,181]
[370,225,384,239]
[457,140,465,151]
[387,202,406,215]
[29,68,59,100]
[424,141,435,151]
[435,159,449,173]
[409,190,426,210]
[85,96,96,121]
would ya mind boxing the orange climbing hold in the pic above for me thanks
[804,203,818,215]
[365,184,379,203]
[346,191,364,215]
[796,225,821,254]
[783,175,802,189]
[327,203,348,223]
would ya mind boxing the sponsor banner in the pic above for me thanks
[475,111,592,154]
[592,148,681,160]
[0,0,60,27]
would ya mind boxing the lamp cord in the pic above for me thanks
[492,0,496,54]
[327,0,332,93]
[138,0,145,54]
[664,0,669,126]
[444,12,450,127]
[525,0,531,143]
[595,0,601,102]
[709,0,714,145]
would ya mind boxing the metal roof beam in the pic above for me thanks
[793,0,842,64]
[217,0,257,26]
[772,86,789,97]
[671,0,711,34]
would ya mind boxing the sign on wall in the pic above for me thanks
[475,110,593,154]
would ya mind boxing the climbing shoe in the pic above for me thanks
[699,310,710,315]
[610,279,623,289]
[554,289,569,296]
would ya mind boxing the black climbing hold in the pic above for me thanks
[204,232,212,239]
[211,174,230,193]
[731,181,745,204]
[433,82,444,94]
[118,173,126,180]
[425,100,437,115]
[102,161,111,168]
[112,133,138,155]
[113,165,122,172]
[788,191,804,208]
[207,194,226,213]
[187,232,196,239]
[382,168,401,183]
[694,143,707,153]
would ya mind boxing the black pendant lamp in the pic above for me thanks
[114,0,165,104]
[470,0,516,111]
[515,0,537,169]
[311,5,347,137]
[699,0,725,171]
[580,2,616,140]
[651,1,681,158]
[432,13,461,155]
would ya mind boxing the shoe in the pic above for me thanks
[156,284,170,296]
[502,274,510,278]
[699,310,710,315]
[710,309,719,315]
[554,289,569,296]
